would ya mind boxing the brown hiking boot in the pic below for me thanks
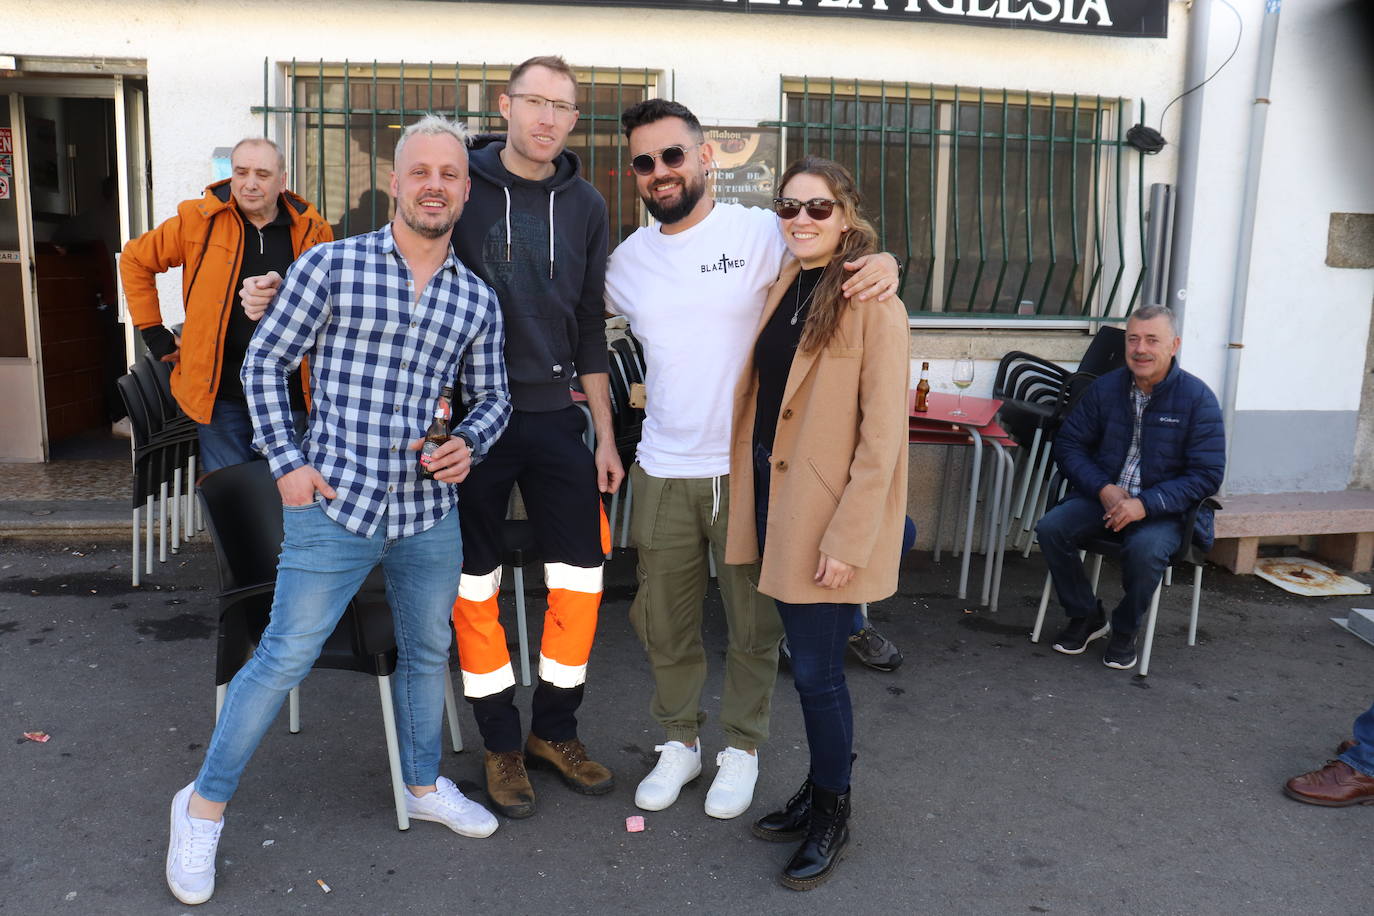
[525,735,615,796]
[484,749,536,819]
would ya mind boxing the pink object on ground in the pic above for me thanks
[625,815,645,832]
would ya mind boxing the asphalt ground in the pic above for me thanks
[1,536,1371,915]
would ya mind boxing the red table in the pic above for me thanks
[908,390,1013,609]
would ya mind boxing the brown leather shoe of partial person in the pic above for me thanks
[525,735,615,795]
[484,749,536,818]
[1283,759,1374,807]
[1336,738,1358,756]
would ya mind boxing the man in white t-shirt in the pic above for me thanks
[605,99,898,821]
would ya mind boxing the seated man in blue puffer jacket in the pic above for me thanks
[1036,305,1225,670]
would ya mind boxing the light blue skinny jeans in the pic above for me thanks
[194,503,461,802]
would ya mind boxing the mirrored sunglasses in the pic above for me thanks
[631,145,692,177]
[772,197,837,220]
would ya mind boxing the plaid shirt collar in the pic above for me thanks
[1115,383,1152,497]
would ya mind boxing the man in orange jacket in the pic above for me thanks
[120,138,331,472]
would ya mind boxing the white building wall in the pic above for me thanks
[1185,0,1374,492]
[23,1,1373,496]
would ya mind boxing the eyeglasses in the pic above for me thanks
[772,197,837,220]
[630,144,699,177]
[509,93,579,117]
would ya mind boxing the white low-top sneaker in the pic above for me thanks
[634,741,702,811]
[407,776,498,838]
[166,782,223,905]
[704,747,759,819]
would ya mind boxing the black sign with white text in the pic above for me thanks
[459,0,1168,39]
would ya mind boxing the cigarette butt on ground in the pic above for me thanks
[625,815,645,832]
[316,879,331,893]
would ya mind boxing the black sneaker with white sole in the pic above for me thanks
[1052,612,1110,655]
[1103,630,1138,669]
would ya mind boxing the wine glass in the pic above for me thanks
[951,357,975,417]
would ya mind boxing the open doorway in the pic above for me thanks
[26,95,127,461]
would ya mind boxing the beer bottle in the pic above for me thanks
[418,388,452,480]
[914,361,931,412]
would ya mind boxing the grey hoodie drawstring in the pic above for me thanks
[502,185,556,280]
[547,190,556,280]
[502,187,512,261]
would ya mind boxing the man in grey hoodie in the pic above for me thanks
[445,56,618,819]
[239,58,618,821]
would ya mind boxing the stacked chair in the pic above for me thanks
[994,326,1125,555]
[197,460,464,830]
[115,352,201,585]
[605,332,647,550]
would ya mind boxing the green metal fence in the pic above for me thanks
[251,59,655,246]
[765,78,1148,320]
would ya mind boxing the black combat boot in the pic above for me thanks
[750,776,812,842]
[780,785,850,891]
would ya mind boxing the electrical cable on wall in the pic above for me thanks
[1127,0,1246,154]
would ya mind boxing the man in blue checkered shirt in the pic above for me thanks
[163,115,511,908]
[1037,305,1225,671]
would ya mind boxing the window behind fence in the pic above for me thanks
[256,61,655,247]
[770,79,1144,321]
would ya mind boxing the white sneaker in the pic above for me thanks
[166,782,223,905]
[406,776,498,838]
[634,741,702,811]
[704,747,759,819]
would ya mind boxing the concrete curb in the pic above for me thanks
[0,499,134,542]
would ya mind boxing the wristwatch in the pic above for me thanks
[454,431,476,452]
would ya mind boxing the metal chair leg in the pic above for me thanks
[989,446,1015,613]
[158,480,169,563]
[131,507,141,587]
[1138,581,1164,677]
[619,475,633,548]
[288,686,300,734]
[1188,564,1203,646]
[1031,570,1053,643]
[1089,553,1104,595]
[1009,427,1043,522]
[1164,566,1174,587]
[513,565,531,687]
[376,674,410,830]
[171,466,182,553]
[145,494,155,576]
[443,670,464,753]
[215,683,226,722]
[184,457,196,540]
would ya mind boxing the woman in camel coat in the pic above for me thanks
[724,156,909,890]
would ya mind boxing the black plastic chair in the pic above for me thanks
[197,461,463,829]
[995,326,1127,553]
[1030,472,1222,676]
[118,354,201,580]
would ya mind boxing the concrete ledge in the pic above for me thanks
[0,499,133,542]
[1210,490,1374,574]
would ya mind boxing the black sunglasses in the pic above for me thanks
[631,144,696,176]
[772,197,837,220]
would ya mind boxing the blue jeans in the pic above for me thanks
[754,443,854,793]
[778,599,855,793]
[1035,496,1185,636]
[1341,699,1374,778]
[195,504,461,802]
[197,399,307,474]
